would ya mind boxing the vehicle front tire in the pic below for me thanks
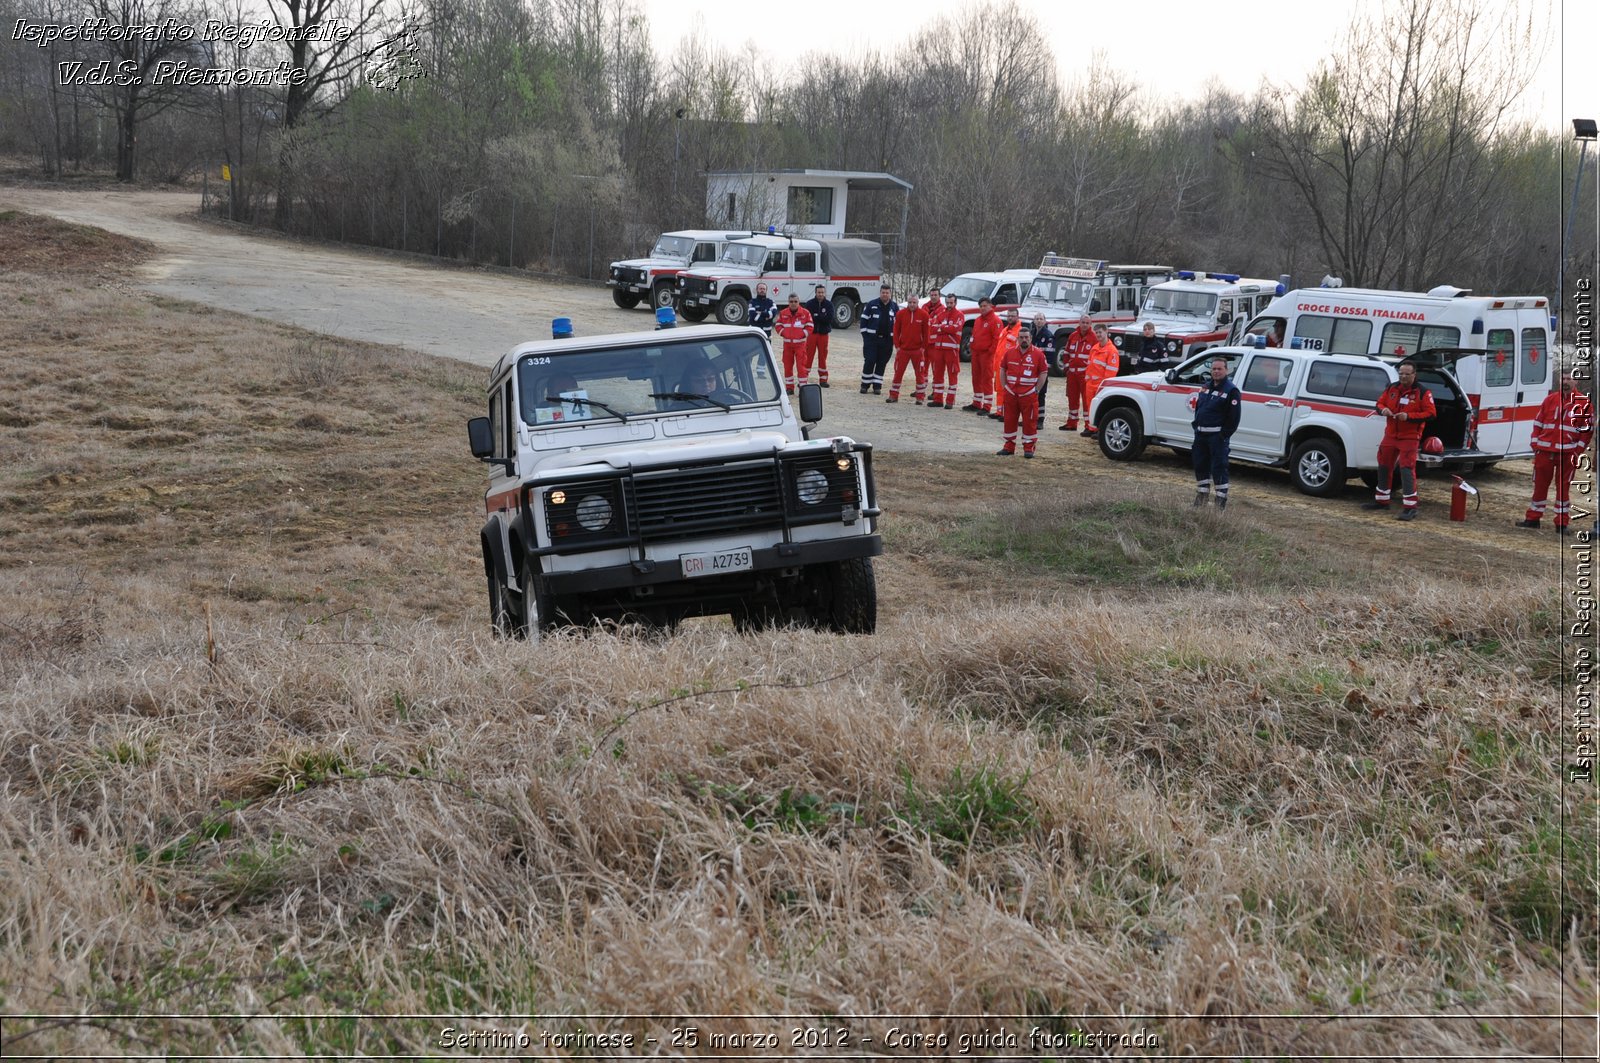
[612,289,642,310]
[1289,436,1347,497]
[651,282,677,310]
[715,295,749,326]
[679,305,709,322]
[808,557,877,634]
[959,323,973,363]
[1096,406,1146,461]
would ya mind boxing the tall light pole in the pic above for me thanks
[1559,117,1597,326]
[673,107,685,202]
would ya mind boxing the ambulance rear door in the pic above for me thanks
[1508,309,1552,456]
[1473,326,1527,457]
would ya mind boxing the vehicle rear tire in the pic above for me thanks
[679,305,709,322]
[487,566,523,639]
[1289,436,1346,497]
[808,557,877,634]
[715,295,749,326]
[831,295,858,329]
[1052,329,1071,376]
[651,282,677,310]
[1096,406,1146,461]
[1358,469,1381,490]
[612,289,642,310]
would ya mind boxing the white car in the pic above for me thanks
[1089,343,1478,496]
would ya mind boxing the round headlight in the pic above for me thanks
[1112,335,1124,348]
[796,469,829,505]
[576,494,613,531]
[1166,340,1179,353]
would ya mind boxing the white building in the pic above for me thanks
[704,169,912,242]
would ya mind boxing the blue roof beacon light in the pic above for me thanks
[1213,272,1241,283]
[655,306,677,328]
[1290,337,1304,350]
[1253,335,1267,348]
[1275,282,1287,296]
[767,225,776,235]
[1471,318,1484,335]
[551,316,574,338]
[1551,314,1559,332]
[1177,270,1196,280]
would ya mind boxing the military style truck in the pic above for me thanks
[466,324,883,637]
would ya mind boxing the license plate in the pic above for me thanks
[680,547,753,578]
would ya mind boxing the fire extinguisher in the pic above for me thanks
[1450,475,1479,522]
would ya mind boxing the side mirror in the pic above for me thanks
[1164,369,1177,384]
[467,417,494,458]
[797,382,823,423]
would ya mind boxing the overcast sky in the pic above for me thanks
[643,0,1593,133]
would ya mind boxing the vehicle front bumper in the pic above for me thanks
[542,533,883,595]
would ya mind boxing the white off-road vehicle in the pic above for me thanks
[607,230,755,311]
[466,325,882,637]
[1108,272,1284,368]
[675,234,881,328]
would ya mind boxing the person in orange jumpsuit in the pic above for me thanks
[1057,319,1096,430]
[996,326,1049,457]
[886,297,930,403]
[773,293,814,395]
[989,307,1023,420]
[1362,362,1437,520]
[964,297,1002,414]
[926,292,965,410]
[1518,369,1593,533]
[1080,324,1120,436]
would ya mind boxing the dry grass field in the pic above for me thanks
[0,210,1594,1059]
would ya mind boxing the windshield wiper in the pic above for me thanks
[650,391,732,411]
[544,395,629,422]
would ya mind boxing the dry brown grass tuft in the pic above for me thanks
[0,208,153,276]
[0,218,1591,1058]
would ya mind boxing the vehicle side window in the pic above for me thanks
[1216,298,1234,325]
[1117,287,1139,312]
[1345,366,1389,402]
[692,243,716,263]
[1521,327,1548,386]
[1294,314,1371,355]
[794,251,817,273]
[1380,322,1461,357]
[1173,352,1241,386]
[502,379,516,454]
[764,251,787,273]
[1092,287,1110,313]
[1306,362,1351,396]
[1485,328,1515,387]
[489,390,504,459]
[995,284,1017,304]
[1255,293,1276,314]
[1240,355,1292,396]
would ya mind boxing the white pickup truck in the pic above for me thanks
[466,325,882,636]
[675,234,882,329]
[1089,342,1477,496]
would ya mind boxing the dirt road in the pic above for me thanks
[5,186,1572,559]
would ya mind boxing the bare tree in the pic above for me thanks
[81,0,206,181]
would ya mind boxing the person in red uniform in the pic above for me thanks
[964,297,1002,414]
[996,326,1049,458]
[1362,362,1437,520]
[1057,319,1096,430]
[1518,368,1593,533]
[990,308,1023,420]
[1081,324,1120,437]
[886,296,930,403]
[774,293,813,395]
[927,291,964,409]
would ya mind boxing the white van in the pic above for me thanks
[1234,284,1555,463]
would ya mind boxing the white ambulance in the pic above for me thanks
[1232,283,1556,464]
[1110,271,1284,369]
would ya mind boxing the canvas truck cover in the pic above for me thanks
[819,239,883,278]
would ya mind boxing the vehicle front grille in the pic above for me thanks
[680,276,714,300]
[629,461,783,542]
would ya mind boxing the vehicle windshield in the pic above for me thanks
[719,242,767,268]
[648,235,695,259]
[1144,288,1218,317]
[1024,277,1093,307]
[940,277,999,302]
[517,333,780,426]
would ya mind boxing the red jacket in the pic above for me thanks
[775,306,813,347]
[928,306,964,351]
[1376,381,1436,443]
[892,305,928,352]
[1000,345,1049,396]
[970,309,1002,357]
[1085,339,1120,384]
[1531,389,1594,453]
[1062,324,1096,373]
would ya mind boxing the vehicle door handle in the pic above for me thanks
[1265,400,1286,408]
[1515,392,1523,403]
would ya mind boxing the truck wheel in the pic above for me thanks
[960,323,973,363]
[651,282,676,310]
[810,557,876,634]
[487,568,522,639]
[1289,437,1346,497]
[1358,469,1381,490]
[1052,329,1071,376]
[715,295,749,326]
[831,295,858,329]
[517,574,556,640]
[679,305,708,323]
[612,289,641,310]
[1096,406,1146,461]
